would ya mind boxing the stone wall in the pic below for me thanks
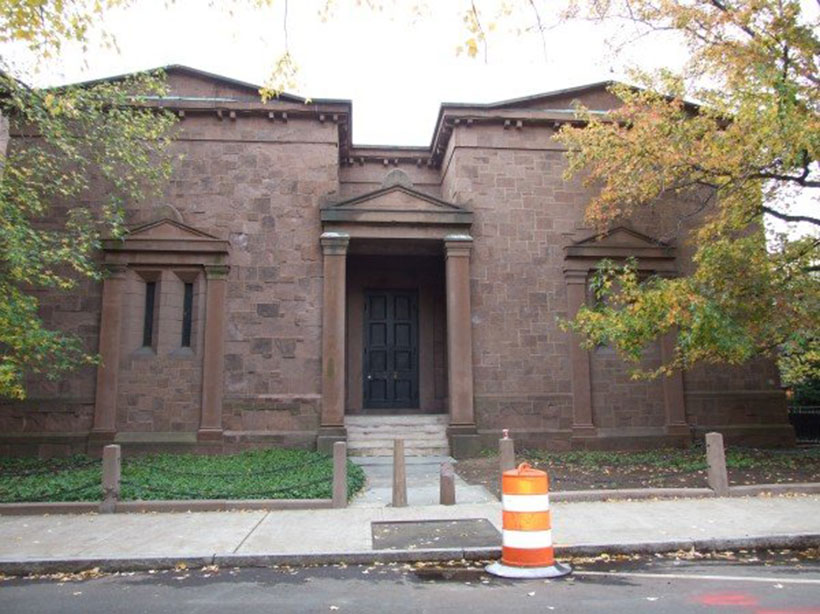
[0,73,793,456]
[440,120,792,447]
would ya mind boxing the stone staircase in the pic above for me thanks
[345,414,450,457]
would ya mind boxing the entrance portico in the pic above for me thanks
[316,179,478,457]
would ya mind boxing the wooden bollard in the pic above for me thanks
[100,444,121,514]
[706,432,729,496]
[499,429,515,473]
[440,462,455,505]
[392,439,407,507]
[332,441,347,508]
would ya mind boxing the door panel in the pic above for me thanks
[364,290,419,409]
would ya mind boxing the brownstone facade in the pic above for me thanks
[0,66,794,458]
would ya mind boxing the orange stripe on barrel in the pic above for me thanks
[502,472,548,495]
[503,510,551,532]
[502,546,556,567]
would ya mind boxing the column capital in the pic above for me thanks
[563,268,589,284]
[444,234,473,256]
[103,264,128,279]
[320,232,350,255]
[204,265,231,280]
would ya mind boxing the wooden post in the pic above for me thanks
[100,444,121,514]
[332,441,347,508]
[706,432,729,496]
[440,462,456,505]
[392,439,407,508]
[499,429,515,473]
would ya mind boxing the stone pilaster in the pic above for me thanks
[317,232,349,454]
[198,264,230,441]
[564,270,596,440]
[661,330,690,439]
[90,265,127,445]
[444,234,480,458]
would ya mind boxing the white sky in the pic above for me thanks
[11,0,690,146]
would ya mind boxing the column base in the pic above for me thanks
[87,430,116,452]
[447,424,481,459]
[665,423,691,438]
[317,426,347,455]
[572,424,597,438]
[197,428,224,442]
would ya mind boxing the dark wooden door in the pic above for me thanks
[363,290,419,409]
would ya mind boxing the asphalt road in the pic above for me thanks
[1,551,819,613]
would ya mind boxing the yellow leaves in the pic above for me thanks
[260,51,299,101]
[458,37,480,58]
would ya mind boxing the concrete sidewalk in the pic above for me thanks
[1,495,818,574]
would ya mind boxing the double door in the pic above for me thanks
[363,290,419,409]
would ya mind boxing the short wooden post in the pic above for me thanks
[100,444,121,514]
[332,441,347,508]
[706,432,729,496]
[440,461,455,505]
[392,439,407,508]
[499,429,515,473]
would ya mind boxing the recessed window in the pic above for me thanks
[142,281,157,347]
[181,282,194,348]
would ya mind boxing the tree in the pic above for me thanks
[0,3,176,398]
[553,0,819,383]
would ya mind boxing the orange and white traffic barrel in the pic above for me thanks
[486,462,572,579]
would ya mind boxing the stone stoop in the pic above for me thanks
[345,414,450,457]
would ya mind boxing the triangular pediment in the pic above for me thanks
[573,227,669,249]
[126,218,222,241]
[565,226,675,264]
[102,218,230,259]
[328,185,464,213]
[321,185,472,228]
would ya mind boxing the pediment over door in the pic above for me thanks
[321,185,472,227]
[565,226,676,273]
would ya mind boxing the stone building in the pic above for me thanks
[0,66,794,458]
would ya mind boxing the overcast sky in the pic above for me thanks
[3,0,815,237]
[11,0,692,146]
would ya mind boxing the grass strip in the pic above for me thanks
[0,448,365,503]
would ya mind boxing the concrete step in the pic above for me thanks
[347,429,447,439]
[345,415,448,425]
[351,447,451,457]
[345,414,449,457]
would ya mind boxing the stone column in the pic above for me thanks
[661,330,690,439]
[317,232,349,454]
[90,265,127,444]
[198,265,230,441]
[444,234,480,458]
[565,270,596,440]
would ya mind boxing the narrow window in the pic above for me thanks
[142,281,156,347]
[181,282,194,348]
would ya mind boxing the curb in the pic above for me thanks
[1,533,818,576]
[0,499,334,516]
[3,484,819,515]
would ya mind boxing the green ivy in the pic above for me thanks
[0,448,365,503]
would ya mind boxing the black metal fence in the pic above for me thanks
[788,405,820,443]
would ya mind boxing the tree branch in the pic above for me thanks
[761,206,820,226]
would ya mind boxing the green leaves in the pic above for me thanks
[558,0,819,384]
[0,71,177,399]
[0,448,367,502]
